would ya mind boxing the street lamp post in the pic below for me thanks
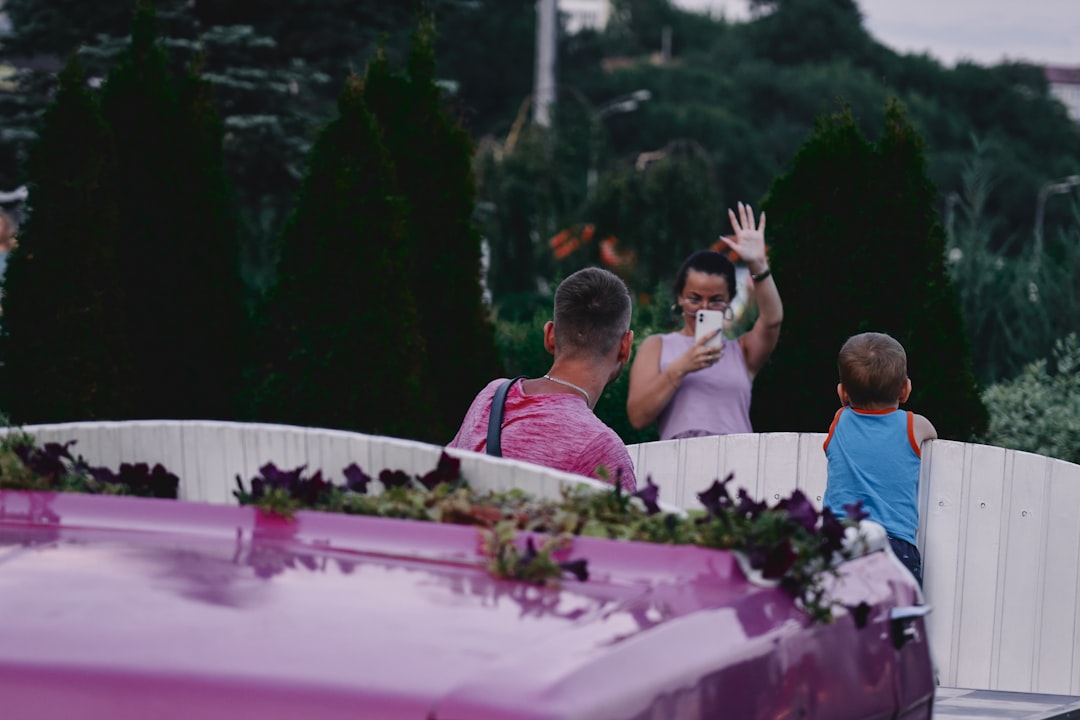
[1033,175,1080,255]
[587,89,652,194]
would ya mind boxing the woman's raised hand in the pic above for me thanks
[718,201,766,267]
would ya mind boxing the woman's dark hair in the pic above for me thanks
[673,250,737,299]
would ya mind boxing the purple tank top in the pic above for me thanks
[657,332,753,440]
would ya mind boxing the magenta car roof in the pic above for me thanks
[0,490,932,720]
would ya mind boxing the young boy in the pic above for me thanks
[823,332,938,585]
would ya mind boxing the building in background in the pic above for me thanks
[1046,66,1080,123]
[561,0,610,34]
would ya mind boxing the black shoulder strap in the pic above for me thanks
[487,376,526,457]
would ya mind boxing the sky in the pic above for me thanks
[670,0,1080,67]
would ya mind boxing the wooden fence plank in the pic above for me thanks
[797,433,828,508]
[920,439,968,688]
[634,440,680,506]
[992,450,1050,691]
[952,443,1006,691]
[722,434,763,501]
[760,433,802,506]
[1033,459,1080,693]
[674,435,723,509]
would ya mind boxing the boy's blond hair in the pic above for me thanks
[838,332,908,406]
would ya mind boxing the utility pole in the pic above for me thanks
[533,0,557,127]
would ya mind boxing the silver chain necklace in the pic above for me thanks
[543,374,592,408]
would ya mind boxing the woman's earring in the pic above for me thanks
[671,303,680,314]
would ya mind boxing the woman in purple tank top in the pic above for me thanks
[626,202,784,440]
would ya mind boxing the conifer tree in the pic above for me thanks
[751,100,987,440]
[99,0,246,420]
[362,18,502,440]
[249,75,433,438]
[0,58,134,422]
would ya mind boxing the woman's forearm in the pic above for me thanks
[627,364,684,429]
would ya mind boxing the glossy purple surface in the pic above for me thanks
[0,491,934,719]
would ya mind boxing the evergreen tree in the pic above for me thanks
[99,1,246,420]
[0,58,134,422]
[750,101,987,440]
[362,19,501,440]
[250,74,433,438]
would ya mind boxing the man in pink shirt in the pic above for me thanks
[449,267,637,491]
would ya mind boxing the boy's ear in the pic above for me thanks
[837,383,850,406]
[899,377,912,403]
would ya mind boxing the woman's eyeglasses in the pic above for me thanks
[683,296,730,312]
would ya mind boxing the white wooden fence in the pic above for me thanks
[628,433,1080,697]
[16,420,614,505]
[14,422,1080,696]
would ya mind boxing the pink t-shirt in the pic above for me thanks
[449,378,637,492]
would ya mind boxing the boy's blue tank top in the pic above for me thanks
[823,407,922,545]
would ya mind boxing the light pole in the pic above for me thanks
[587,89,652,194]
[1033,174,1080,255]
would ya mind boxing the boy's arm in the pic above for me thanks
[912,413,938,447]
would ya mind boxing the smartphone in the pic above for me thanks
[694,309,727,350]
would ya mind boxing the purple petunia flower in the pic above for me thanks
[632,476,661,515]
[342,463,372,494]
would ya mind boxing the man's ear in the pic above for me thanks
[618,330,634,364]
[837,383,850,407]
[899,377,912,403]
[543,321,556,355]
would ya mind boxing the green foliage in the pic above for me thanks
[0,58,134,422]
[745,0,878,67]
[751,101,987,440]
[100,1,247,420]
[362,18,502,440]
[249,74,434,439]
[945,141,1080,385]
[590,144,724,292]
[981,334,1080,464]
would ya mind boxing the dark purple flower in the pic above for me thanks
[89,466,118,485]
[778,489,818,532]
[257,463,306,494]
[147,463,180,498]
[734,488,767,518]
[379,469,412,489]
[250,476,266,499]
[818,507,847,556]
[297,470,329,505]
[418,451,462,490]
[697,472,735,517]
[632,476,661,515]
[20,440,77,479]
[519,537,539,566]
[559,558,590,581]
[844,501,870,524]
[342,463,372,494]
[760,539,798,579]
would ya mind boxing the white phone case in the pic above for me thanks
[694,309,726,350]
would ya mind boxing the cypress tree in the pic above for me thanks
[0,58,134,422]
[362,17,502,441]
[249,74,433,438]
[99,0,246,420]
[751,100,987,440]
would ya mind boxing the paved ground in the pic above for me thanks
[935,687,1080,719]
